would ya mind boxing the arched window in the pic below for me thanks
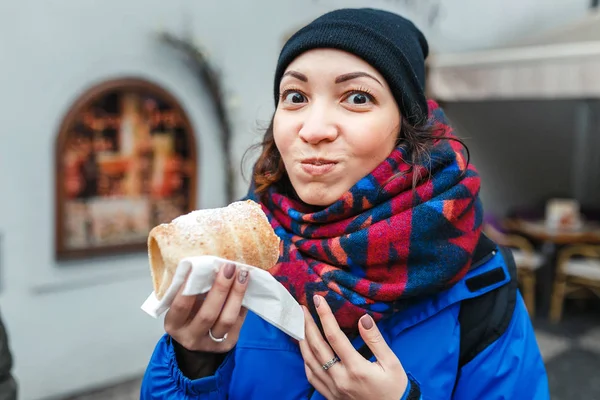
[55,78,198,260]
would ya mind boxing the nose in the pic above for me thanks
[297,105,338,145]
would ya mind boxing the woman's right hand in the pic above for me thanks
[165,262,249,354]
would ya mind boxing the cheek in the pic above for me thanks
[345,117,398,158]
[273,113,298,157]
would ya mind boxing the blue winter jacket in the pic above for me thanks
[140,245,549,399]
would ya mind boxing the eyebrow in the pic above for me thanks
[335,72,383,86]
[281,70,383,86]
[282,71,307,82]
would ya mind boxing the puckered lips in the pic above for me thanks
[299,157,338,176]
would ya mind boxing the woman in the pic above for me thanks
[141,8,549,399]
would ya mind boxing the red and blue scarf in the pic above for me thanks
[247,101,483,332]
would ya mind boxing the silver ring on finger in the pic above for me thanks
[208,328,228,343]
[322,355,340,371]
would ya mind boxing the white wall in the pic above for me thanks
[0,0,592,398]
[0,1,232,399]
[427,0,591,51]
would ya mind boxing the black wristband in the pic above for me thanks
[406,375,422,400]
[172,338,228,380]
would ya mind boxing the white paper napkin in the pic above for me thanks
[141,256,305,341]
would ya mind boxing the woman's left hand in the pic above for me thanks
[299,295,408,400]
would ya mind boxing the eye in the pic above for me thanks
[281,90,307,104]
[344,91,374,105]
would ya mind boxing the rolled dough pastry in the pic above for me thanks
[148,200,280,299]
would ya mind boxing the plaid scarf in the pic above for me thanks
[246,101,483,332]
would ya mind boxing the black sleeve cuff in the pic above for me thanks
[406,374,422,400]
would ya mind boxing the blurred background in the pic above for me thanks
[0,0,599,399]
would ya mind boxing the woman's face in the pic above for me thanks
[274,49,401,206]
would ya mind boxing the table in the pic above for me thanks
[505,219,600,317]
[506,219,600,245]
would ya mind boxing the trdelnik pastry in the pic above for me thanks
[147,200,281,300]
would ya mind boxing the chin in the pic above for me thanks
[296,188,342,207]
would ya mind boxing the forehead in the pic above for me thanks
[284,48,383,80]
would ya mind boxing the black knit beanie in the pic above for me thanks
[274,8,429,126]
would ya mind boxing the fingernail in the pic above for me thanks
[360,314,374,330]
[238,269,248,284]
[313,295,321,308]
[224,263,235,279]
